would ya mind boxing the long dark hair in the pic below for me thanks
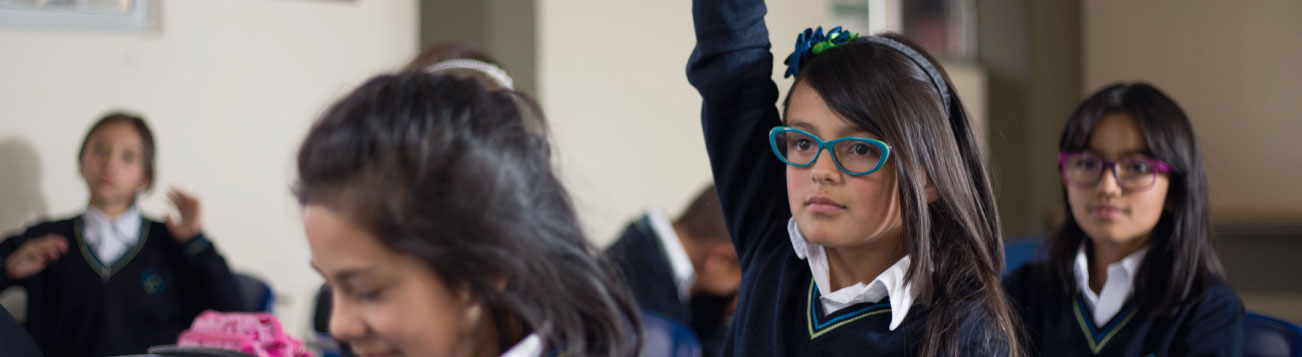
[1045,82,1226,316]
[787,33,1022,356]
[295,72,641,355]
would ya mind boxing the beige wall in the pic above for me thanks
[0,0,417,336]
[1084,0,1302,222]
[976,0,1083,237]
[420,0,537,95]
[537,0,830,245]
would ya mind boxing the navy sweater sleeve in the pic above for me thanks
[956,302,1014,356]
[1001,264,1043,354]
[164,228,242,315]
[1173,282,1244,357]
[0,222,59,290]
[686,0,789,266]
[1002,264,1042,316]
[0,230,30,290]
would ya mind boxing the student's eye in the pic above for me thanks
[1126,161,1153,174]
[94,146,109,156]
[1073,158,1100,170]
[793,138,815,151]
[123,152,137,164]
[355,289,382,302]
[847,143,874,156]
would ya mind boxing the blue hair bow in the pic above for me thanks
[783,26,859,78]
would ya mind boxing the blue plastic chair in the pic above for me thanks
[641,311,702,357]
[0,306,38,357]
[233,273,274,313]
[311,284,351,357]
[1004,234,1045,276]
[1244,311,1302,357]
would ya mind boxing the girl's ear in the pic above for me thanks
[457,287,487,334]
[494,276,509,292]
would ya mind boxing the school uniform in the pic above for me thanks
[686,0,1004,354]
[1004,245,1244,356]
[604,209,732,355]
[0,207,241,357]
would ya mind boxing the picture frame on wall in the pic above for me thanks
[0,0,156,32]
[835,0,977,61]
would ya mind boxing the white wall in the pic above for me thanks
[1084,0,1302,222]
[0,0,416,337]
[537,0,832,246]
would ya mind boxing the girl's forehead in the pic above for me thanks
[785,85,881,139]
[786,117,880,141]
[305,205,403,270]
[1086,113,1151,157]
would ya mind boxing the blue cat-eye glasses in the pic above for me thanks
[768,126,892,176]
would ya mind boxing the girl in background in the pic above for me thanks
[0,112,240,356]
[1004,82,1243,356]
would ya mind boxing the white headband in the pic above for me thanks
[423,59,515,90]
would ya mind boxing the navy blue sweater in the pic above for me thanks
[1004,263,1244,356]
[0,216,241,356]
[687,0,1007,354]
[606,216,693,323]
[605,215,733,356]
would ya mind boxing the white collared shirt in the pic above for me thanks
[499,333,542,357]
[83,205,143,265]
[787,218,916,331]
[646,208,697,302]
[1074,244,1148,326]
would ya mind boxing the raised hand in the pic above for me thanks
[165,187,204,242]
[5,234,68,280]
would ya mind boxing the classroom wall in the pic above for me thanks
[0,0,417,336]
[976,0,1083,238]
[1083,0,1302,223]
[420,0,537,96]
[536,0,831,246]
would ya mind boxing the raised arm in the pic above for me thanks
[687,0,790,263]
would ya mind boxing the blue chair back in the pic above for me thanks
[0,306,39,357]
[1244,311,1302,357]
[1004,234,1046,276]
[312,284,351,357]
[233,273,274,313]
[641,311,702,357]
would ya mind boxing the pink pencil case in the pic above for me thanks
[175,310,309,357]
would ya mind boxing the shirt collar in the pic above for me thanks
[646,208,696,302]
[84,205,142,241]
[788,218,916,330]
[499,333,542,357]
[1073,243,1149,294]
[1073,243,1148,325]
